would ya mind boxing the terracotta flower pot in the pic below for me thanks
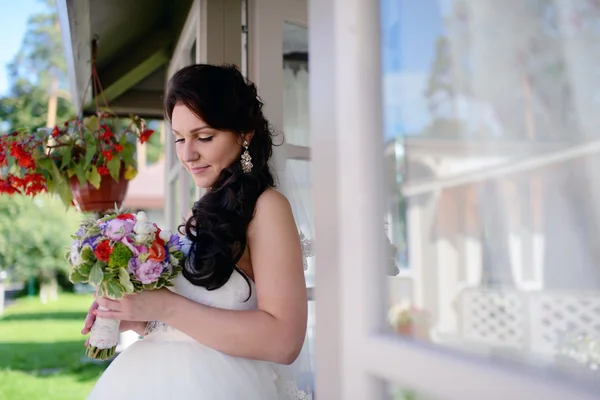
[395,323,414,337]
[69,170,129,213]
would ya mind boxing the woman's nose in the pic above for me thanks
[183,141,199,162]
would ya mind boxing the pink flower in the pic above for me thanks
[120,236,139,256]
[105,219,133,241]
[134,260,163,284]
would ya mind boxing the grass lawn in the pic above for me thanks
[0,293,108,400]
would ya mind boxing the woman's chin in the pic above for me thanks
[192,176,214,189]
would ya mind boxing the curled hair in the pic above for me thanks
[165,64,277,292]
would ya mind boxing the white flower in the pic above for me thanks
[136,211,148,223]
[159,229,172,243]
[134,220,155,236]
[135,233,152,244]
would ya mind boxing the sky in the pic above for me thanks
[0,0,46,95]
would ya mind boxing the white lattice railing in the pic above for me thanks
[456,288,600,358]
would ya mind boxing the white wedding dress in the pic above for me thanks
[87,270,312,399]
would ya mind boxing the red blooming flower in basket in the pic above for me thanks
[0,111,154,206]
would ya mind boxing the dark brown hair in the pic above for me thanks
[165,64,276,291]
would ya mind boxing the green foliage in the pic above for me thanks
[0,194,83,282]
[0,0,74,133]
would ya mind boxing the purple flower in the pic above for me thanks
[128,258,141,273]
[83,235,100,249]
[105,219,133,241]
[168,235,182,251]
[98,221,108,232]
[134,260,163,284]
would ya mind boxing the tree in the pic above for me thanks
[0,194,82,302]
[0,0,74,133]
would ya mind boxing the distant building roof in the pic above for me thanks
[123,160,165,210]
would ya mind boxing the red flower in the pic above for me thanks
[9,143,36,170]
[139,129,154,144]
[97,166,110,176]
[51,126,60,138]
[100,125,114,141]
[114,144,124,152]
[102,150,113,161]
[0,179,17,195]
[148,240,166,262]
[94,240,112,262]
[116,213,136,221]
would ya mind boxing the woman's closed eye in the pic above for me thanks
[174,135,214,143]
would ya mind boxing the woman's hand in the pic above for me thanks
[94,288,174,323]
[81,299,147,346]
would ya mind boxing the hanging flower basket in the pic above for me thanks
[69,161,129,212]
[0,39,155,211]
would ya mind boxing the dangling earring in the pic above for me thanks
[240,140,253,173]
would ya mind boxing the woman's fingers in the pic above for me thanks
[96,297,122,312]
[82,301,99,334]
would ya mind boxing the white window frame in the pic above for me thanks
[309,0,600,399]
[165,0,204,231]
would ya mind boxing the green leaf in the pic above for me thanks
[78,262,93,277]
[89,263,104,286]
[107,156,121,181]
[56,181,73,206]
[87,165,101,189]
[118,268,135,294]
[97,284,107,298]
[61,148,71,169]
[84,116,99,132]
[121,143,135,163]
[69,269,87,284]
[143,282,158,290]
[80,245,95,262]
[106,280,125,299]
[37,158,53,172]
[75,164,86,186]
[84,141,97,168]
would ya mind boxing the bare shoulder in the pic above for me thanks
[248,187,297,238]
[255,188,292,216]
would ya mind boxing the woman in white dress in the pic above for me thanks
[82,64,312,399]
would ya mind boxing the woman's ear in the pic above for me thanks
[241,131,255,144]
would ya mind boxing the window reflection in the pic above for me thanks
[382,0,600,388]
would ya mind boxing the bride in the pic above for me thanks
[81,64,313,399]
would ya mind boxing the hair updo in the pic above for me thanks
[164,64,277,291]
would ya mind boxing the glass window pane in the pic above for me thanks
[386,382,444,400]
[169,177,181,231]
[285,159,314,286]
[283,22,310,147]
[382,0,600,391]
[189,175,198,211]
[190,39,197,64]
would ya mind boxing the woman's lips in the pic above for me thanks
[190,165,210,174]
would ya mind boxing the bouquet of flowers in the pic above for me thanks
[67,210,185,360]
